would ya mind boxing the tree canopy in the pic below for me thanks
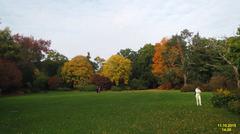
[61,55,94,88]
[101,55,132,86]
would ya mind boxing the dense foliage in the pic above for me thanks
[61,55,94,88]
[101,55,132,86]
[0,59,22,92]
[90,74,112,90]
[211,89,240,114]
[0,25,240,93]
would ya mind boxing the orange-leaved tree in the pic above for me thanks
[152,37,168,76]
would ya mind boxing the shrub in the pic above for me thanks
[199,84,211,91]
[181,84,196,92]
[211,94,236,108]
[81,84,97,92]
[158,82,172,90]
[211,89,239,108]
[48,76,63,90]
[209,75,227,90]
[226,80,237,89]
[129,79,147,90]
[56,87,72,91]
[33,73,49,90]
[74,81,88,90]
[228,100,240,114]
[111,86,122,91]
[91,74,112,90]
[0,59,22,93]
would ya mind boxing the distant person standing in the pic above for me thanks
[96,86,100,93]
[195,87,202,106]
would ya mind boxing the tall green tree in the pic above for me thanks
[41,50,68,76]
[187,34,217,83]
[210,27,240,88]
[117,48,137,62]
[0,27,20,61]
[134,44,157,88]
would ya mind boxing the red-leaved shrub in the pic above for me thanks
[158,82,172,90]
[48,76,63,89]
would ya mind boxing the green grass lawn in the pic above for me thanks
[0,90,239,134]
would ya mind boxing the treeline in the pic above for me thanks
[0,26,240,94]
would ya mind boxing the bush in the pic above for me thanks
[48,76,63,90]
[111,86,122,91]
[129,79,147,90]
[211,88,240,114]
[158,82,172,90]
[228,100,240,114]
[199,84,211,91]
[33,73,49,90]
[209,75,227,90]
[56,87,72,91]
[80,84,97,91]
[226,80,237,89]
[181,84,196,92]
[211,94,236,108]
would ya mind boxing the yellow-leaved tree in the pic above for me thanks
[61,55,94,88]
[101,55,132,86]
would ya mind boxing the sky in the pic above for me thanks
[0,0,240,59]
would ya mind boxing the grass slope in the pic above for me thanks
[0,90,239,134]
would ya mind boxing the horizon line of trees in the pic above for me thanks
[0,25,240,94]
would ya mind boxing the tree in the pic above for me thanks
[152,38,169,76]
[187,34,218,84]
[32,71,49,90]
[178,29,193,86]
[0,28,21,61]
[61,55,94,88]
[85,52,98,71]
[155,30,193,87]
[13,34,50,64]
[94,56,105,71]
[210,27,240,88]
[0,59,22,92]
[41,50,68,76]
[101,55,132,86]
[12,34,51,85]
[117,48,137,62]
[152,37,184,88]
[134,44,157,88]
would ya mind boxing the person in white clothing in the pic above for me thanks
[195,87,202,106]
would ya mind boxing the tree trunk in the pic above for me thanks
[183,73,187,87]
[233,66,240,89]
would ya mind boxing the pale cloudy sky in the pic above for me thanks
[0,0,239,59]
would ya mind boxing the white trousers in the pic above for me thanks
[195,94,202,106]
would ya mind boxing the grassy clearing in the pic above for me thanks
[0,90,239,134]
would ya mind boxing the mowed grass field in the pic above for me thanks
[0,90,239,134]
